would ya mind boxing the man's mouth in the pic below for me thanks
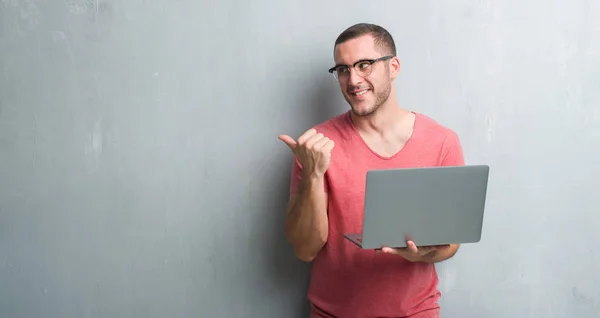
[350,89,370,96]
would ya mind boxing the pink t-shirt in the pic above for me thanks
[289,111,465,318]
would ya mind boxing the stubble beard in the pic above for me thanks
[346,80,392,117]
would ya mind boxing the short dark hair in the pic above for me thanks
[334,23,396,56]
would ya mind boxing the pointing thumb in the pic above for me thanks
[278,134,297,150]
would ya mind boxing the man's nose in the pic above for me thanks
[348,68,363,86]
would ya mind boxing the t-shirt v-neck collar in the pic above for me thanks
[344,110,419,160]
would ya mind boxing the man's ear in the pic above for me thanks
[389,56,401,79]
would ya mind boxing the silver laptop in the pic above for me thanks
[344,165,489,249]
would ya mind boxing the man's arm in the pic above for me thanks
[413,244,460,263]
[284,173,329,262]
[381,242,459,263]
[279,128,334,262]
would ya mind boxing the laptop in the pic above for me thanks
[344,165,489,249]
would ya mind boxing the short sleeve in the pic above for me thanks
[440,131,465,166]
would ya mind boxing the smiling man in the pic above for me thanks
[279,23,465,318]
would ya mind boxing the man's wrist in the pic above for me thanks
[405,250,437,263]
[298,171,325,196]
[416,250,439,262]
[415,246,458,263]
[301,171,324,183]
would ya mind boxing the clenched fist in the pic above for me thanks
[279,128,335,179]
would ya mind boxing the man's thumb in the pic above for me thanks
[278,134,297,150]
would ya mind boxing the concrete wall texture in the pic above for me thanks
[1,0,599,317]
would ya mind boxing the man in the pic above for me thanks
[279,23,465,318]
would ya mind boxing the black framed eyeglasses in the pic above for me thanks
[328,55,394,80]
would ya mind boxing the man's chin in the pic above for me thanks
[351,105,376,117]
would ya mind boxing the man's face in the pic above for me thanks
[333,35,397,117]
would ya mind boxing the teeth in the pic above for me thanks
[353,90,368,96]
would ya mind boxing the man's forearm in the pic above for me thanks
[285,174,329,262]
[417,244,460,263]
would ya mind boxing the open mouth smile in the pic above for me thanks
[350,89,370,96]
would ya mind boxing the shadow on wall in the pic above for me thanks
[259,73,341,317]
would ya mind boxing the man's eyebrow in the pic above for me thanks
[332,58,373,68]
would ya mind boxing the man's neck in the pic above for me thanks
[350,100,412,138]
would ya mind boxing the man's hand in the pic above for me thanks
[379,241,458,263]
[279,128,335,179]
